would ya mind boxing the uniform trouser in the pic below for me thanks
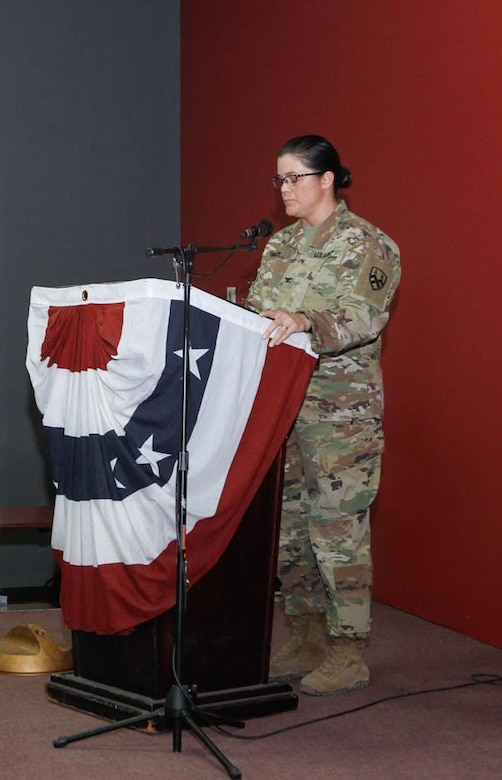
[278,417,383,640]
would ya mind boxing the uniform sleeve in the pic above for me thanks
[246,267,266,313]
[245,242,284,313]
[304,230,400,356]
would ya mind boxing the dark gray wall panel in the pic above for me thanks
[0,1,180,505]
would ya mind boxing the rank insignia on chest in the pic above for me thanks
[369,266,388,291]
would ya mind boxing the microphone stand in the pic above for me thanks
[53,237,260,780]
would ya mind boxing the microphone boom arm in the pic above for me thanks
[145,240,259,257]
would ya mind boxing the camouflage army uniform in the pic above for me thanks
[246,200,400,640]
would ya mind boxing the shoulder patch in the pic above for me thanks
[369,266,388,290]
[353,254,392,310]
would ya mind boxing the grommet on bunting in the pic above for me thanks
[0,623,72,675]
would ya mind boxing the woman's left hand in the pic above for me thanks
[259,309,311,348]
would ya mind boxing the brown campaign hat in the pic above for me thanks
[0,623,72,674]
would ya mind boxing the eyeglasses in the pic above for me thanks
[272,171,324,189]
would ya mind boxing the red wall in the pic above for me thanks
[181,0,502,646]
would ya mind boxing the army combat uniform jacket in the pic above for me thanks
[246,200,401,432]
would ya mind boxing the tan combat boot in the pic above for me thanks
[269,614,326,680]
[299,637,369,695]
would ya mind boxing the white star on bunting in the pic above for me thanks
[173,347,209,380]
[136,434,170,478]
[110,457,126,489]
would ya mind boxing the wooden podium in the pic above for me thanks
[46,448,298,729]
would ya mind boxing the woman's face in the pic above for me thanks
[276,153,334,227]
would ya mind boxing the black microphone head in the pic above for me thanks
[240,219,274,240]
[258,219,274,237]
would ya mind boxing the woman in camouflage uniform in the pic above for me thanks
[246,135,401,695]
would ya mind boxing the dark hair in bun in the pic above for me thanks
[278,135,352,191]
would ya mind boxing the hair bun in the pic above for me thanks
[337,165,352,189]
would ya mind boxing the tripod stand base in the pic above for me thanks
[46,672,298,732]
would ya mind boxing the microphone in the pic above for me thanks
[239,219,274,240]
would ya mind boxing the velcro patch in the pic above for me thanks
[353,254,392,310]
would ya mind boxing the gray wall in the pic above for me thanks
[0,1,180,508]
